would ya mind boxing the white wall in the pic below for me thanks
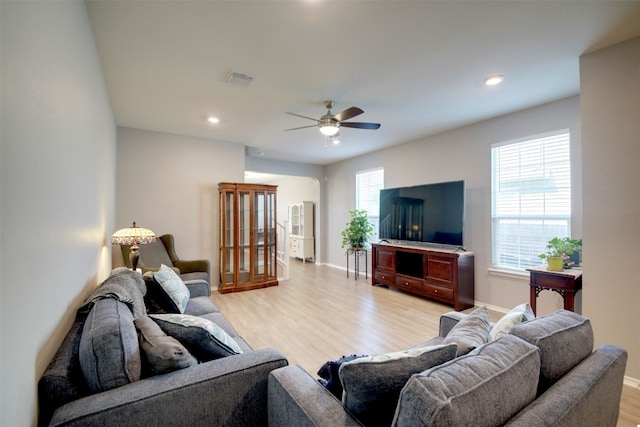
[116,127,246,283]
[326,96,582,314]
[0,2,116,425]
[259,175,319,230]
[580,37,640,381]
[245,156,327,262]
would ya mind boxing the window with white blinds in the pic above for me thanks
[491,130,571,271]
[356,167,384,240]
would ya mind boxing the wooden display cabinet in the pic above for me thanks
[219,182,278,293]
[372,243,474,311]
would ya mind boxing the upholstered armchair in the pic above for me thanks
[113,234,210,284]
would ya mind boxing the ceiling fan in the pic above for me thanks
[285,100,381,137]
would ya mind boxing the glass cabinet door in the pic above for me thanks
[238,190,251,284]
[253,191,265,281]
[220,190,234,286]
[291,204,300,235]
[299,203,304,237]
[266,191,276,280]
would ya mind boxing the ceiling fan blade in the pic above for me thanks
[340,122,381,130]
[284,124,318,131]
[333,106,364,122]
[286,112,319,122]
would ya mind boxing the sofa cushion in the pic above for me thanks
[393,335,540,427]
[340,344,458,426]
[509,309,593,394]
[443,306,491,355]
[79,299,141,393]
[150,314,243,361]
[134,316,197,375]
[152,264,190,313]
[184,295,219,316]
[489,303,535,342]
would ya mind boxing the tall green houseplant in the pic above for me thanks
[341,209,375,250]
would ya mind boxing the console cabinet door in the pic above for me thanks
[373,245,396,286]
[425,254,456,287]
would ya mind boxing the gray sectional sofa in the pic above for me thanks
[38,268,288,426]
[268,309,628,427]
[40,266,628,427]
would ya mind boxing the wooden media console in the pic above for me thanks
[371,243,475,311]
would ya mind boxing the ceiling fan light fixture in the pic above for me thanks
[319,123,340,136]
[484,74,504,86]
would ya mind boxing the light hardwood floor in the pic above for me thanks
[210,259,640,426]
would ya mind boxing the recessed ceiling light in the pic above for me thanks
[207,116,220,124]
[484,74,504,86]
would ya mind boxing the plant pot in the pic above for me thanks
[546,256,564,272]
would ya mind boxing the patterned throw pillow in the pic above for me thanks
[150,314,242,361]
[153,264,190,313]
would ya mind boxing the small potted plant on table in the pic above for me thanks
[538,237,582,271]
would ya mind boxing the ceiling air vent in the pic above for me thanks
[226,71,254,87]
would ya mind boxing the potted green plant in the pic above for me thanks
[538,237,582,271]
[341,209,375,250]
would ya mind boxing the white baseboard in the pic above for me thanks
[624,376,640,389]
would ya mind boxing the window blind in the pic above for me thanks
[491,131,571,271]
[356,167,384,238]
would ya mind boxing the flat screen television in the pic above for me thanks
[378,180,465,247]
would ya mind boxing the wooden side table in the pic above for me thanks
[526,265,582,315]
[346,249,368,280]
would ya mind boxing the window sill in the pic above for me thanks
[488,268,530,281]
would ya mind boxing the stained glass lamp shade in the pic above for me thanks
[112,222,156,271]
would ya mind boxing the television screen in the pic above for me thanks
[379,180,464,246]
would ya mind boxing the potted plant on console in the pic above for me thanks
[538,237,582,271]
[341,209,375,251]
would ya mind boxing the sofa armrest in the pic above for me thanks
[439,311,466,337]
[184,279,211,298]
[174,259,210,276]
[505,345,627,427]
[49,349,288,427]
[268,365,363,427]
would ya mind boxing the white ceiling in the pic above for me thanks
[86,0,640,166]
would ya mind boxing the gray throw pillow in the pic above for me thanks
[394,335,540,427]
[134,316,197,374]
[150,314,242,361]
[339,343,458,426]
[443,306,491,355]
[509,309,593,394]
[79,299,141,393]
